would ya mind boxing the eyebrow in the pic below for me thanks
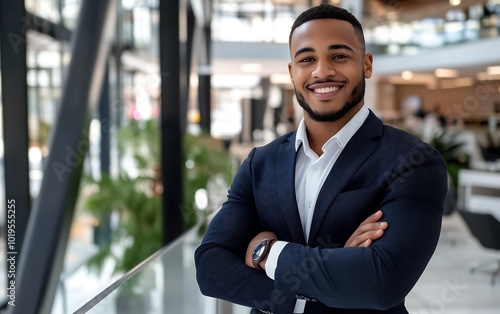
[294,44,355,59]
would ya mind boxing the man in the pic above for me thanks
[195,4,447,314]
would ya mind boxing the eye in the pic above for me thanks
[299,57,315,63]
[332,54,348,60]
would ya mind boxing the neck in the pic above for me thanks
[305,103,363,156]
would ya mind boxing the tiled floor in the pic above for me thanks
[404,211,500,314]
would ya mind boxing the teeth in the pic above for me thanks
[314,86,339,94]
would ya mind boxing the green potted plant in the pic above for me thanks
[429,130,470,189]
[80,119,234,275]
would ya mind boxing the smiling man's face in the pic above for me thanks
[288,18,373,123]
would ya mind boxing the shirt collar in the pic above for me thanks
[295,106,369,153]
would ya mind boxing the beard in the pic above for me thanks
[295,74,366,123]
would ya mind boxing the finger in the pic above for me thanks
[358,229,385,245]
[360,239,372,248]
[353,221,389,235]
[348,229,385,247]
[378,221,388,230]
[359,210,383,226]
[345,222,383,247]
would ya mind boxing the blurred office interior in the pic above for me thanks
[0,0,500,313]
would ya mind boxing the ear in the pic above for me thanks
[288,62,294,83]
[363,53,373,79]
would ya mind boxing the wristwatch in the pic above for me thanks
[251,238,276,270]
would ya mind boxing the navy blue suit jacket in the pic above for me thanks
[195,111,448,314]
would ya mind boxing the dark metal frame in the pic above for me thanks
[198,0,213,133]
[10,0,117,312]
[160,0,186,244]
[0,0,31,299]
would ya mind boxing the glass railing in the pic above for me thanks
[73,217,251,314]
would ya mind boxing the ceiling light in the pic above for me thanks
[401,71,413,80]
[435,68,458,78]
[240,63,263,73]
[449,0,461,6]
[212,75,260,88]
[487,66,500,75]
[387,73,435,85]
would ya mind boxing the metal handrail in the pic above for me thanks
[73,217,209,313]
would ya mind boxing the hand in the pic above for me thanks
[345,210,388,248]
[245,231,278,270]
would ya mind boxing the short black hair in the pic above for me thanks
[289,4,365,52]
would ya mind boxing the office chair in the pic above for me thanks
[457,209,500,285]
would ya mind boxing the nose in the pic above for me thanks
[312,58,335,78]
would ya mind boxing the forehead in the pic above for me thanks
[290,19,362,54]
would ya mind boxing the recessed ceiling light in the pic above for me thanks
[487,66,500,75]
[401,71,413,80]
[435,68,458,78]
[449,0,461,6]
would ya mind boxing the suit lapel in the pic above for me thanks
[308,111,383,245]
[277,133,306,244]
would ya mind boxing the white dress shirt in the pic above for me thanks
[264,106,369,313]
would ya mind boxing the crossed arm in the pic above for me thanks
[245,210,389,270]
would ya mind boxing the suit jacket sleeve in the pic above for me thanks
[195,147,297,314]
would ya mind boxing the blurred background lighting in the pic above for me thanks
[401,71,413,80]
[435,68,459,78]
[487,65,500,75]
[240,63,263,73]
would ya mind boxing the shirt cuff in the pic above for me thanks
[293,299,306,313]
[264,240,288,280]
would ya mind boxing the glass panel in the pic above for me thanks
[25,0,61,23]
[26,31,68,199]
[73,222,245,314]
[61,0,83,29]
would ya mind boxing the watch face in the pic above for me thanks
[252,242,266,260]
